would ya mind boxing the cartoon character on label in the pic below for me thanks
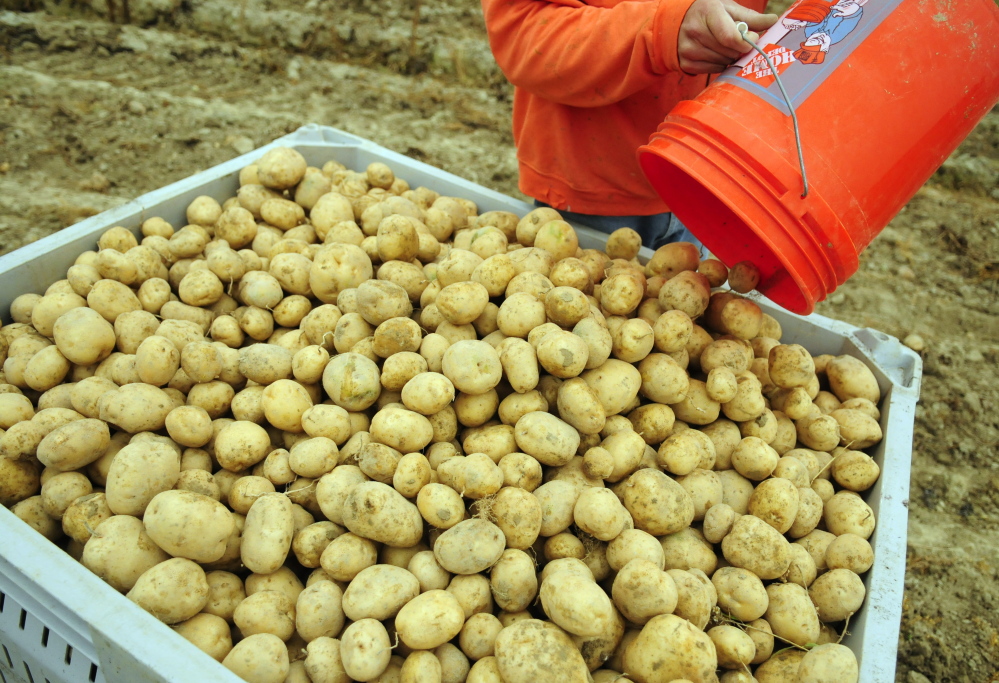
[783,0,869,65]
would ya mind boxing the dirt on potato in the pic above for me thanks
[1,1,998,681]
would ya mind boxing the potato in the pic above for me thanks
[599,271,643,316]
[711,566,768,622]
[395,589,465,650]
[40,472,92,519]
[36,418,110,471]
[32,291,88,336]
[531,219,577,261]
[447,573,493,620]
[514,207,560,245]
[104,441,180,516]
[657,429,714,476]
[178,268,224,307]
[165,405,213,448]
[323,352,382,411]
[788,486,824,540]
[556,377,606,435]
[400,650,442,682]
[490,342,538,398]
[704,367,738,403]
[731,436,779,481]
[321,532,378,581]
[300,404,351,444]
[580,359,641,417]
[487,486,542,549]
[606,529,665,571]
[98,383,174,433]
[434,342,505,403]
[408,549,451,592]
[53,307,116,366]
[825,533,874,574]
[256,147,307,189]
[617,468,692,537]
[624,613,717,683]
[9,293,43,323]
[488,548,538,613]
[0,392,34,429]
[172,612,232,663]
[494,619,590,683]
[569,486,628,542]
[237,344,294,385]
[261,379,313,432]
[829,408,883,450]
[798,643,859,683]
[303,637,350,683]
[597,227,638,260]
[127,557,209,624]
[369,408,434,453]
[765,582,820,647]
[826,354,881,404]
[538,566,615,638]
[462,423,516,463]
[310,243,374,304]
[514,411,580,467]
[748,477,800,534]
[228,476,276,515]
[766,344,814,389]
[292,521,344,569]
[242,492,295,574]
[824,491,876,539]
[144,490,235,563]
[808,568,866,622]
[660,527,717,576]
[234,589,296,641]
[708,624,755,670]
[261,198,306,231]
[434,518,506,574]
[611,558,677,625]
[223,632,291,683]
[459,612,503,661]
[721,515,791,580]
[12,496,62,541]
[668,380,720,427]
[342,481,424,548]
[610,318,654,364]
[437,281,490,326]
[214,420,272,472]
[580,446,614,480]
[571,317,612,372]
[782,541,817,588]
[675,468,722,521]
[340,565,418,624]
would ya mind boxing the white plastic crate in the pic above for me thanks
[0,124,921,683]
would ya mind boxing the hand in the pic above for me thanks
[831,0,862,17]
[678,0,779,74]
[782,18,808,30]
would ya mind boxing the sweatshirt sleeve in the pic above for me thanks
[481,0,698,108]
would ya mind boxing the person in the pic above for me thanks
[481,0,778,252]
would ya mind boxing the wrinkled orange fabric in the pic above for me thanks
[482,0,767,216]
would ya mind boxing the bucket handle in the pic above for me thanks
[736,22,809,198]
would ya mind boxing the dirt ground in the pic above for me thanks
[2,1,998,681]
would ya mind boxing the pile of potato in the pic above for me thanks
[0,146,888,683]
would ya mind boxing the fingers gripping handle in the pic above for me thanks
[735,21,809,198]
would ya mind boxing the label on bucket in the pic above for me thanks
[717,0,903,113]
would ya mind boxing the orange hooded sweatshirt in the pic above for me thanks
[481,0,766,216]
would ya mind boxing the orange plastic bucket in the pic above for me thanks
[638,0,999,314]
